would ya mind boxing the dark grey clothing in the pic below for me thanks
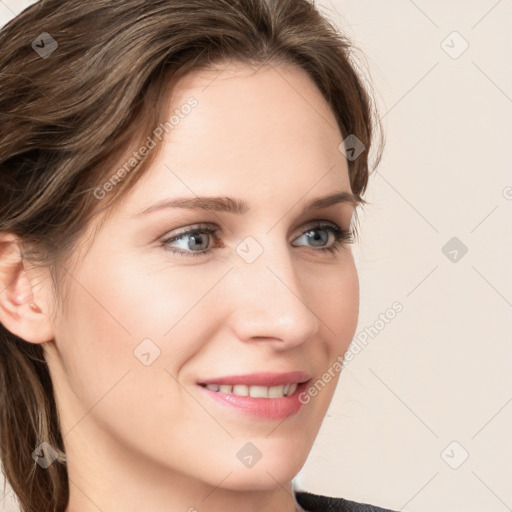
[295,491,400,512]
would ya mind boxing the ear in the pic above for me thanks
[0,233,55,343]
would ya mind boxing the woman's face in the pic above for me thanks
[44,61,359,495]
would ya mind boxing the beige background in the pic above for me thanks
[1,1,511,511]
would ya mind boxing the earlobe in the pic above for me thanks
[0,234,55,344]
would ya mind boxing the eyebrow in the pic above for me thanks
[134,190,359,217]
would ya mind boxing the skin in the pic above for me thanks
[0,61,360,512]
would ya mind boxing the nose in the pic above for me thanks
[227,239,320,350]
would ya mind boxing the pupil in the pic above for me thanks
[308,230,327,247]
[190,234,207,250]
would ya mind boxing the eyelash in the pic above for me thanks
[161,221,354,258]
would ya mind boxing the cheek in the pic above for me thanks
[52,260,196,453]
[311,257,359,352]
[54,251,228,404]
[293,259,358,410]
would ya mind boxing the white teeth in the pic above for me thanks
[287,382,298,395]
[233,385,249,396]
[203,383,299,398]
[249,385,268,398]
[268,385,285,398]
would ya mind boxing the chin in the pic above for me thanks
[218,467,298,492]
[217,448,306,491]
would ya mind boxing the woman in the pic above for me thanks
[0,1,393,511]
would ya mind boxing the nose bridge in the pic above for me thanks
[228,233,320,345]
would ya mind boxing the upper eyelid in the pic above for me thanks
[163,219,345,240]
[160,222,353,258]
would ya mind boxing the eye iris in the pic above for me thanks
[189,233,208,250]
[306,229,329,247]
[163,222,347,257]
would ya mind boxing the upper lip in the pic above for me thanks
[198,371,312,387]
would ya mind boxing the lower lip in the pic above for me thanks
[197,381,309,420]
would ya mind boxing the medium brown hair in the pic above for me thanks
[0,0,383,510]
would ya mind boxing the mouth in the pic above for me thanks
[196,371,312,418]
[198,381,305,398]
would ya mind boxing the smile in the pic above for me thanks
[196,373,312,420]
[199,382,299,398]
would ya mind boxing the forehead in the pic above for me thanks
[118,61,351,214]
